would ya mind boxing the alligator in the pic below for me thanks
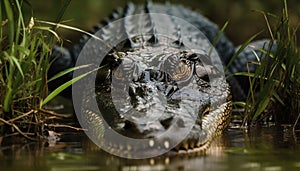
[48,2,274,158]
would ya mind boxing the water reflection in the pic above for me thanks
[1,127,300,171]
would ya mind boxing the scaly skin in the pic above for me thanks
[70,2,232,158]
[49,2,275,157]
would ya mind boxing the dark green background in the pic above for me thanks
[27,0,300,47]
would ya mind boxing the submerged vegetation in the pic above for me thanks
[234,0,300,128]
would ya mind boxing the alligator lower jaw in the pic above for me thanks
[169,141,210,156]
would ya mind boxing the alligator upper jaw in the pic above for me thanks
[112,114,212,154]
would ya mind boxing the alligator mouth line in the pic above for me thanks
[173,140,210,154]
[82,80,231,158]
[101,137,211,158]
[173,143,210,156]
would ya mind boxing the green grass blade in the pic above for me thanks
[47,64,91,82]
[0,1,2,40]
[42,75,83,105]
[264,14,274,40]
[225,31,262,72]
[3,86,13,112]
[14,0,26,46]
[209,21,229,57]
[3,54,14,113]
[35,20,114,50]
[4,0,14,45]
[273,92,285,106]
[232,101,246,108]
[10,56,24,78]
[4,51,24,78]
[42,67,98,105]
[253,96,270,121]
[232,72,256,78]
[33,26,61,41]
[54,0,72,24]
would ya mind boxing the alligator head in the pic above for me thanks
[72,6,232,159]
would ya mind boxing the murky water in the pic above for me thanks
[1,126,300,171]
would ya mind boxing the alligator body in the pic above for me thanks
[49,2,274,158]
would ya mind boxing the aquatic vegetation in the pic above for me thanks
[233,0,300,128]
[0,0,299,142]
[0,0,75,140]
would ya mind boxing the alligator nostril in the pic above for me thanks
[124,120,135,130]
[176,118,185,128]
[171,39,184,48]
[160,117,173,129]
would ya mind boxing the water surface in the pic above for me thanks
[1,126,300,171]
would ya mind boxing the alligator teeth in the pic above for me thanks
[119,144,124,150]
[148,139,155,147]
[127,144,132,151]
[174,144,181,151]
[181,140,189,150]
[196,139,208,148]
[173,139,197,151]
[164,157,170,165]
[189,140,195,149]
[149,158,155,165]
[164,140,170,149]
[196,140,202,147]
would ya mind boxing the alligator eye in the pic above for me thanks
[112,67,124,80]
[195,64,210,82]
[172,61,192,82]
[112,57,137,81]
[195,65,208,78]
